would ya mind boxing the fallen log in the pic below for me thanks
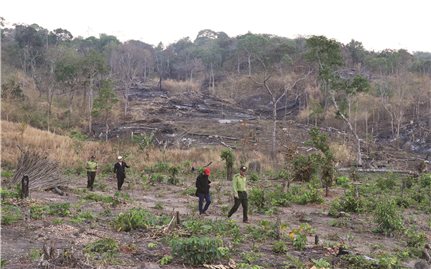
[337,167,418,175]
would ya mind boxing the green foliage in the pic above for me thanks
[170,236,226,265]
[159,255,173,265]
[132,132,155,151]
[419,173,431,188]
[404,227,427,249]
[150,173,165,184]
[84,238,119,260]
[83,193,121,206]
[47,203,71,217]
[312,258,331,268]
[373,199,404,235]
[241,251,261,264]
[220,149,235,166]
[376,176,397,190]
[340,254,376,269]
[1,204,22,225]
[113,208,169,232]
[1,258,7,268]
[249,188,267,213]
[291,184,324,205]
[168,166,180,185]
[329,190,364,216]
[292,154,319,182]
[336,176,351,187]
[91,80,118,120]
[147,242,157,249]
[182,218,240,239]
[69,129,88,141]
[0,170,14,179]
[29,248,42,261]
[71,211,95,224]
[284,254,305,269]
[0,187,20,200]
[272,240,287,254]
[249,172,260,182]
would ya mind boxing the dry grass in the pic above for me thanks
[1,121,274,172]
[329,142,355,165]
[162,79,201,94]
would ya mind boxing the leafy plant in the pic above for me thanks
[170,236,226,265]
[312,258,331,268]
[1,204,22,225]
[113,208,169,232]
[272,240,287,253]
[373,199,404,235]
[159,255,173,265]
[84,238,119,260]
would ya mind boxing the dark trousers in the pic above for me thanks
[198,193,211,214]
[87,172,96,190]
[228,191,248,221]
[117,176,125,190]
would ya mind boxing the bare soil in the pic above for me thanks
[2,172,429,269]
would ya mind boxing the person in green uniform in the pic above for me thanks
[86,155,98,191]
[227,166,249,223]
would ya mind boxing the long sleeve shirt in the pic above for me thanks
[86,160,98,172]
[232,173,247,196]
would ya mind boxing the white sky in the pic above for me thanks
[2,0,431,53]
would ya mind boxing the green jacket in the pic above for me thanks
[86,160,98,172]
[232,173,247,197]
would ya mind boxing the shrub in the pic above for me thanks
[47,203,71,217]
[419,173,431,188]
[84,238,119,260]
[1,204,22,225]
[249,172,260,182]
[336,176,351,187]
[373,199,404,235]
[159,255,173,265]
[292,155,318,182]
[249,188,267,213]
[113,208,169,232]
[272,241,287,253]
[170,237,226,265]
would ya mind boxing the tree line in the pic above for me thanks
[1,20,431,159]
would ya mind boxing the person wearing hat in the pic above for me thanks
[113,156,129,191]
[227,166,249,223]
[195,167,212,215]
[86,155,98,191]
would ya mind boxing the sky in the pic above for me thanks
[2,0,431,53]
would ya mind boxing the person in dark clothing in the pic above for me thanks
[113,156,129,191]
[195,167,211,215]
[86,155,98,191]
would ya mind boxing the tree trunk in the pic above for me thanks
[331,93,362,166]
[272,97,277,160]
[227,165,233,181]
[88,78,94,134]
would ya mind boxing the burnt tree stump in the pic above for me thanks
[21,175,29,199]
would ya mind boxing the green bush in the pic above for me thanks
[47,203,71,217]
[170,237,226,265]
[84,238,119,260]
[1,204,22,225]
[336,176,351,187]
[249,188,267,213]
[113,208,169,232]
[419,173,431,188]
[0,187,20,200]
[249,172,260,182]
[272,240,287,253]
[293,155,319,182]
[373,199,404,235]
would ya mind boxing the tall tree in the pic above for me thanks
[92,80,118,141]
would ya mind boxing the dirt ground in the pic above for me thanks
[1,172,429,269]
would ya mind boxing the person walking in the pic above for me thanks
[195,167,212,215]
[86,155,98,191]
[227,166,249,223]
[114,156,129,191]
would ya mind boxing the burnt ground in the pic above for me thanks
[1,171,430,269]
[93,85,430,169]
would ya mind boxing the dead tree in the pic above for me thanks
[12,148,68,191]
[21,175,29,199]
